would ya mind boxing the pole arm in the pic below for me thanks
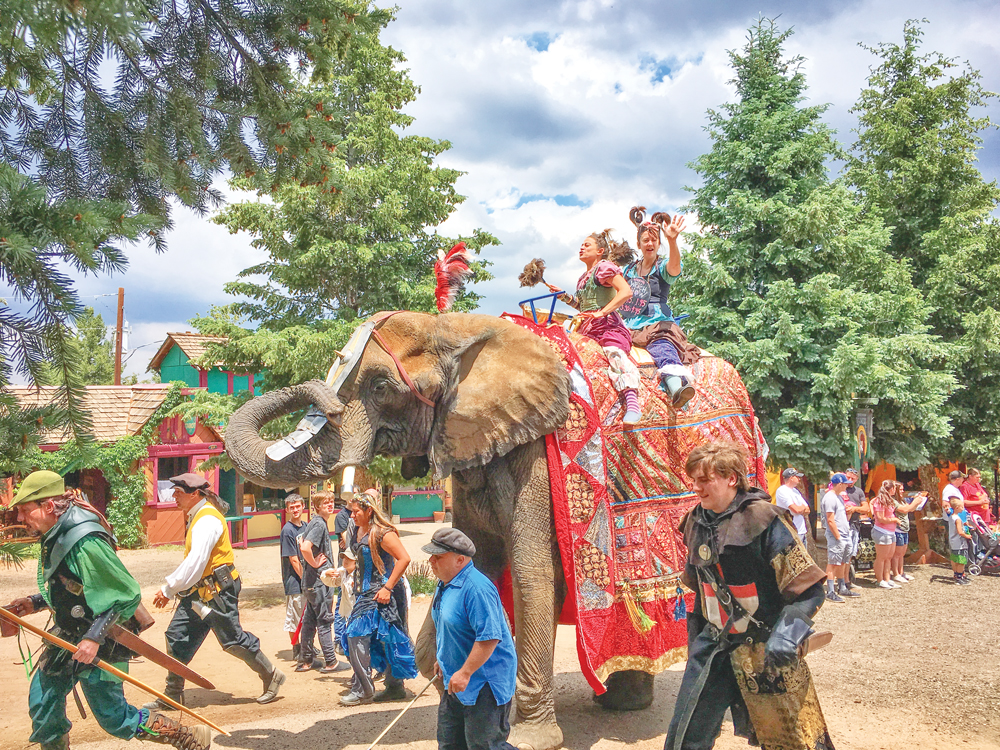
[0,606,229,736]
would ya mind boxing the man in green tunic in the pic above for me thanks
[5,471,211,750]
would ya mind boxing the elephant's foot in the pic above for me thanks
[508,720,564,750]
[592,670,655,711]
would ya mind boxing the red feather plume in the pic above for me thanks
[434,242,474,312]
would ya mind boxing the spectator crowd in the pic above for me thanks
[776,465,997,599]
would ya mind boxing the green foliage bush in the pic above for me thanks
[29,384,186,548]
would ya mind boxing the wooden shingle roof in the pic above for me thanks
[147,332,228,372]
[8,384,174,446]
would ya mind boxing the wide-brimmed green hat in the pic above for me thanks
[11,470,65,507]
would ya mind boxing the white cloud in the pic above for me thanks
[38,0,1000,365]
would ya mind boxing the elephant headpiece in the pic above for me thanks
[226,311,571,490]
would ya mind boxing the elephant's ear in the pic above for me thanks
[427,314,571,477]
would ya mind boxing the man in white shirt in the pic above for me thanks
[148,474,285,710]
[774,468,810,545]
[942,470,965,514]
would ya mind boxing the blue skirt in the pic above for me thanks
[346,603,418,679]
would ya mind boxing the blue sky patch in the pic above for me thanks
[515,193,592,209]
[524,32,553,52]
[640,54,674,84]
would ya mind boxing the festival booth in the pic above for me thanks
[390,488,445,522]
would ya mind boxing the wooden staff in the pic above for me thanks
[365,677,436,750]
[0,607,229,736]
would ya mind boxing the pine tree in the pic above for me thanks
[674,19,955,477]
[194,17,495,389]
[847,21,1000,465]
[0,0,388,472]
[36,307,116,386]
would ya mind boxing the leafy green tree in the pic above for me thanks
[194,16,495,390]
[0,0,386,473]
[847,20,1000,465]
[675,19,955,478]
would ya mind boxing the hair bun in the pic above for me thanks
[650,211,671,226]
[629,206,646,228]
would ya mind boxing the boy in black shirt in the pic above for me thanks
[279,494,306,660]
[297,491,348,673]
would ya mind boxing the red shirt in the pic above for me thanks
[960,480,992,524]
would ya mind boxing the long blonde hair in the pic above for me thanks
[352,489,398,576]
[872,480,896,523]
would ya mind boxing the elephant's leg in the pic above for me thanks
[594,670,655,711]
[504,441,566,750]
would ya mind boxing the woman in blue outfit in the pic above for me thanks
[620,207,697,408]
[341,489,417,706]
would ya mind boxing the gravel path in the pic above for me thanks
[1,524,997,750]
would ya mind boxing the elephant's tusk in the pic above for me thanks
[341,465,357,501]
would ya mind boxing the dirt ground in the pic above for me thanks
[2,522,999,750]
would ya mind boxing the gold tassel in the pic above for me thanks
[622,585,656,634]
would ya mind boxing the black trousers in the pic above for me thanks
[164,578,261,693]
[300,584,337,666]
[438,684,516,750]
[664,628,746,750]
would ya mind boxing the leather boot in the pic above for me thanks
[224,644,285,704]
[142,681,184,712]
[41,734,70,750]
[136,711,211,750]
[663,375,695,409]
[372,666,409,702]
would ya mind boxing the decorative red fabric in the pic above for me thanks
[502,313,769,693]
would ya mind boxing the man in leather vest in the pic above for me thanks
[665,443,833,750]
[5,471,211,750]
[147,473,285,709]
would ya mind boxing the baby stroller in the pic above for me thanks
[849,518,876,584]
[967,514,1000,576]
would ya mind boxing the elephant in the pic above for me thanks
[226,311,661,750]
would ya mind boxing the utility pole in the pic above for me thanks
[114,287,124,385]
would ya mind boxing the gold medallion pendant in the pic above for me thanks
[698,544,712,561]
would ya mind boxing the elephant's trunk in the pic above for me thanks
[226,379,345,489]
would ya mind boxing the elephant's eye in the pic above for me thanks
[370,378,390,396]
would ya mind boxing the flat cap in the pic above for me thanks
[422,527,476,557]
[11,470,65,507]
[169,473,211,493]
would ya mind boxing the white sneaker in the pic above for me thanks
[902,573,915,581]
[887,580,902,588]
[893,575,909,584]
[623,409,642,425]
[877,580,895,589]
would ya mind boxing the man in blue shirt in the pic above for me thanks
[424,528,517,750]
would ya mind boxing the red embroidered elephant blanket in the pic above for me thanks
[503,314,769,693]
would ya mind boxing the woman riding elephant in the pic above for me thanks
[620,207,701,408]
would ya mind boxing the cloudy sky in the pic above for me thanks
[60,0,1000,379]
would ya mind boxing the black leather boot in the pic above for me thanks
[224,644,286,704]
